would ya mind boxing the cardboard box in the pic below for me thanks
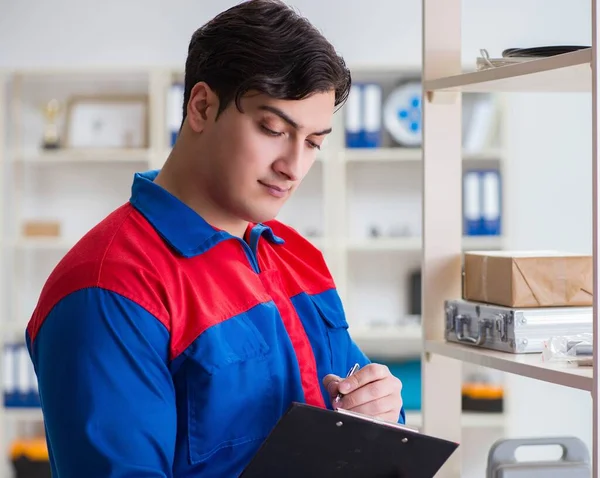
[22,220,61,237]
[463,251,593,308]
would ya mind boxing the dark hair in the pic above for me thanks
[182,0,351,120]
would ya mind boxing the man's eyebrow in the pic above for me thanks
[258,105,332,136]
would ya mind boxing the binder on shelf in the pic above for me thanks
[4,343,40,408]
[463,95,497,153]
[463,168,502,236]
[167,83,185,147]
[481,169,502,236]
[362,83,383,148]
[344,82,383,149]
[345,84,363,148]
[4,344,17,408]
[463,170,482,235]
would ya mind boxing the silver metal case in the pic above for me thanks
[444,299,593,354]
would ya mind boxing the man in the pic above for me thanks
[26,1,404,476]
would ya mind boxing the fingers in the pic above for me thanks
[322,374,342,398]
[338,363,390,394]
[338,374,402,410]
[342,393,400,420]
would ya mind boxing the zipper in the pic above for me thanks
[236,237,260,273]
[236,224,267,274]
[236,223,283,274]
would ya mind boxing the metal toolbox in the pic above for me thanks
[444,299,593,354]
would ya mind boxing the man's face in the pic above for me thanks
[192,88,335,225]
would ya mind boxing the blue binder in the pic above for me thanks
[481,169,502,236]
[361,83,382,148]
[463,170,483,235]
[4,344,18,407]
[4,343,41,408]
[345,82,382,148]
[168,83,185,147]
[463,169,502,236]
[345,84,363,148]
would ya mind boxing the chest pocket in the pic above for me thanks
[297,288,352,379]
[184,312,281,464]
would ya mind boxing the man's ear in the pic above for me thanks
[186,82,219,133]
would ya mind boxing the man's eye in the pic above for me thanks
[260,125,282,136]
[306,140,321,150]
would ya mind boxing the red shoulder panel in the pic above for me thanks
[262,220,336,297]
[27,204,272,361]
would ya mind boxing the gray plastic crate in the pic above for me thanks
[487,437,590,477]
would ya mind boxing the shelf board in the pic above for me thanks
[4,407,43,421]
[405,410,505,429]
[347,236,504,252]
[306,237,326,249]
[14,148,153,164]
[8,238,73,250]
[424,49,591,93]
[426,340,593,392]
[3,321,27,336]
[347,237,422,251]
[344,147,503,162]
[350,323,422,359]
[345,148,421,162]
[10,236,503,253]
[462,235,504,250]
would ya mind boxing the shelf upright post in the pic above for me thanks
[421,0,463,476]
[0,70,7,478]
[592,0,600,474]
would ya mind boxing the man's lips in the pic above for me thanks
[259,181,290,198]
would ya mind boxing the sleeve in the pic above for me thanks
[27,287,176,478]
[345,338,406,425]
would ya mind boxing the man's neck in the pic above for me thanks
[154,152,248,239]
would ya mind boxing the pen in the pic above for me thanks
[334,363,360,405]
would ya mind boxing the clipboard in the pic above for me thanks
[241,402,459,478]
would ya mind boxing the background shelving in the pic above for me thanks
[0,65,507,476]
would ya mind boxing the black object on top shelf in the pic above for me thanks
[502,45,590,58]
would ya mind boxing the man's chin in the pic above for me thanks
[242,208,281,225]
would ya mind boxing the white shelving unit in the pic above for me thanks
[421,1,598,476]
[0,63,506,474]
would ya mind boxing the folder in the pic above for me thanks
[241,402,458,478]
[345,84,363,148]
[481,169,501,236]
[4,343,17,407]
[167,83,184,147]
[362,83,383,148]
[463,170,482,236]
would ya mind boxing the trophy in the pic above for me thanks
[41,99,61,149]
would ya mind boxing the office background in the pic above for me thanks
[0,0,593,477]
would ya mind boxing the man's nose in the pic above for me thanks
[273,146,303,181]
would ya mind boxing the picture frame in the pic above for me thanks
[64,94,149,149]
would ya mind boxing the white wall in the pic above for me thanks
[0,0,591,68]
[503,92,594,461]
[0,0,595,473]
